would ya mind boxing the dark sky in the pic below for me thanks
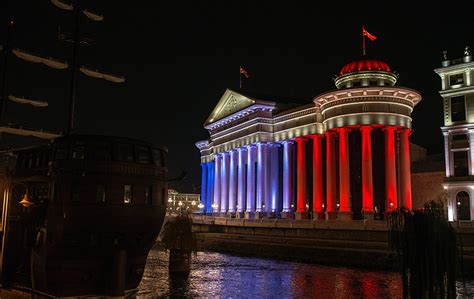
[1,1,474,192]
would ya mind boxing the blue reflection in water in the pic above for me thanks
[137,248,474,298]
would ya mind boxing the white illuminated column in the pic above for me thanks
[270,143,280,212]
[282,141,293,214]
[228,150,238,213]
[220,152,230,213]
[256,143,268,213]
[246,145,257,213]
[237,148,247,213]
[469,129,474,176]
[443,131,452,177]
[213,154,222,212]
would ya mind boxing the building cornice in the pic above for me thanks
[314,87,421,108]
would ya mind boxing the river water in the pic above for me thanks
[136,249,474,298]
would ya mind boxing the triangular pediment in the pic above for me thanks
[204,89,257,126]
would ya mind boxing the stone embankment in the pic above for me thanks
[190,215,474,272]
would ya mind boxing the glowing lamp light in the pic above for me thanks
[168,198,172,203]
[290,204,294,208]
[211,203,218,209]
[191,201,196,206]
[457,201,461,206]
[19,192,33,208]
[178,201,183,206]
[198,203,204,209]
[336,203,340,207]
[389,202,394,207]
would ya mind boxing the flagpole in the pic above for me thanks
[239,69,242,90]
[362,26,366,56]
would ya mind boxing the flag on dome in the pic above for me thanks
[362,26,377,41]
[240,66,250,78]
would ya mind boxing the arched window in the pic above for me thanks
[456,191,471,220]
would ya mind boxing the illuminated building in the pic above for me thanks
[435,47,474,221]
[167,189,201,214]
[197,59,421,219]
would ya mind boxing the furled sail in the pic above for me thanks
[12,49,68,70]
[51,0,73,11]
[8,95,48,107]
[83,9,104,21]
[79,67,125,83]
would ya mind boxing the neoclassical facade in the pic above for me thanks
[197,59,422,219]
[436,49,474,221]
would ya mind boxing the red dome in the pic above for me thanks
[339,59,392,76]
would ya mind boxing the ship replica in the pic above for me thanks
[0,1,167,297]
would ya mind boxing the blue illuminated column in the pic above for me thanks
[228,150,238,213]
[237,147,247,213]
[206,162,214,214]
[200,163,208,212]
[213,154,222,213]
[282,140,293,214]
[246,144,257,213]
[256,143,268,213]
[220,152,230,213]
[270,143,280,212]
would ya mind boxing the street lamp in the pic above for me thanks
[211,203,218,214]
[19,191,33,208]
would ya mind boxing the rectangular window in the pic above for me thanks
[124,185,132,204]
[96,185,106,204]
[453,151,469,177]
[136,146,152,164]
[452,134,468,141]
[71,182,80,203]
[145,186,152,205]
[152,149,164,167]
[72,141,86,159]
[90,142,112,160]
[451,96,466,122]
[449,73,464,86]
[114,143,134,162]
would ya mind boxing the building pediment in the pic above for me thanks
[204,89,275,127]
[204,89,258,126]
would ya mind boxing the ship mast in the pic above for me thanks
[52,0,125,134]
[0,1,125,139]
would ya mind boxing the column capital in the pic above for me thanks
[310,134,324,140]
[295,136,308,143]
[360,125,373,132]
[325,130,336,136]
[237,147,248,152]
[221,151,230,156]
[246,144,257,150]
[396,127,412,135]
[382,125,397,132]
[279,139,295,145]
[336,127,351,133]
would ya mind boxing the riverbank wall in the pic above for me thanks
[191,216,474,273]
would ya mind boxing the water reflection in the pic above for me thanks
[137,248,474,298]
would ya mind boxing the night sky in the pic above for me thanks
[1,1,474,192]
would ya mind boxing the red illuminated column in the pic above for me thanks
[326,131,337,219]
[361,126,374,219]
[312,135,325,219]
[338,128,352,220]
[296,137,308,219]
[399,128,412,210]
[384,126,397,213]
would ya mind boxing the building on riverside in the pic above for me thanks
[167,189,201,215]
[435,47,474,221]
[196,58,422,220]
